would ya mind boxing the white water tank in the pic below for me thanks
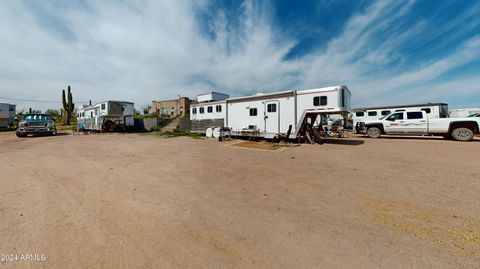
[212,127,220,138]
[205,127,213,138]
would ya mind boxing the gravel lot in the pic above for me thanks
[0,132,479,268]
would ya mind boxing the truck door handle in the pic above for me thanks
[420,120,426,122]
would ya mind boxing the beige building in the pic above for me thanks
[151,97,192,118]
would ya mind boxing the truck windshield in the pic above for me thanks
[23,114,52,121]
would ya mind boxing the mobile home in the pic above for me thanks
[352,103,448,132]
[77,101,134,131]
[190,91,229,132]
[0,103,16,128]
[190,85,352,139]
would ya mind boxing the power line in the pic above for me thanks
[0,96,91,104]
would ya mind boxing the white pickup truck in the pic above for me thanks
[358,110,480,141]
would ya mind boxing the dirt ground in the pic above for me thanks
[0,131,479,269]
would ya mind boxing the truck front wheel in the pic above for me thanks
[16,131,27,138]
[367,127,382,139]
[451,128,474,141]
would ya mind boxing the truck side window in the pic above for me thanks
[407,112,423,119]
[381,110,391,116]
[387,113,403,121]
[355,112,365,117]
[421,108,431,114]
[368,111,377,116]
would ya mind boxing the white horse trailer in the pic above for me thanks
[0,103,16,128]
[77,101,134,131]
[190,85,352,139]
[449,107,480,118]
[352,103,448,132]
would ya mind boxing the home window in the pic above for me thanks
[313,96,327,106]
[192,108,197,114]
[355,111,365,117]
[381,110,391,116]
[216,105,222,112]
[207,106,213,113]
[101,104,106,110]
[421,108,431,114]
[199,107,204,114]
[267,103,277,113]
[368,111,377,117]
[249,108,257,116]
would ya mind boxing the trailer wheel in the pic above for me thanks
[103,121,115,132]
[366,127,382,139]
[451,127,474,141]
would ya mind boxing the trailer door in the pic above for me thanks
[265,101,280,133]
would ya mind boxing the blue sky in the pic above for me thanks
[0,0,479,111]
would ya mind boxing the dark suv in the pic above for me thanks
[16,114,57,137]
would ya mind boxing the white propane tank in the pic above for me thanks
[205,127,213,138]
[212,127,220,138]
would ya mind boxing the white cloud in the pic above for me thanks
[0,0,478,111]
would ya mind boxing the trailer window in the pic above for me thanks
[267,103,276,112]
[199,107,204,114]
[407,112,423,119]
[216,105,222,112]
[381,110,391,116]
[101,104,106,110]
[355,112,365,117]
[249,108,258,116]
[192,108,197,114]
[313,96,327,106]
[368,111,377,117]
[421,108,431,114]
[207,106,213,113]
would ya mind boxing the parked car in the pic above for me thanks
[16,114,57,137]
[358,110,480,141]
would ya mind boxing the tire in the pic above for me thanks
[451,127,474,141]
[16,131,27,138]
[367,127,382,139]
[103,121,114,132]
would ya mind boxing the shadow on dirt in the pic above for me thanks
[320,139,365,146]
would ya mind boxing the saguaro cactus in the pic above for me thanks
[62,85,75,125]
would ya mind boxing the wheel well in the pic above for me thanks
[449,121,479,133]
[366,124,385,134]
